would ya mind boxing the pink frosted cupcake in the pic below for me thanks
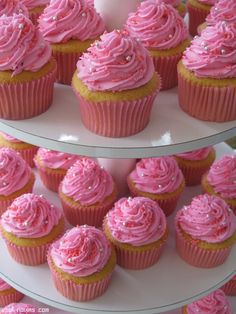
[0,14,56,120]
[178,21,236,122]
[125,0,189,90]
[127,157,185,216]
[38,0,105,85]
[1,303,38,313]
[175,194,236,268]
[221,275,236,296]
[47,226,116,301]
[202,155,236,214]
[103,197,168,269]
[72,29,160,137]
[21,0,49,25]
[0,148,35,216]
[34,148,79,192]
[0,0,28,17]
[0,279,24,307]
[0,193,64,265]
[59,158,117,227]
[174,146,216,186]
[162,0,186,17]
[182,289,233,313]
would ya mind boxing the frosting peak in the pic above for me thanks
[175,146,212,160]
[0,0,28,17]
[206,0,236,26]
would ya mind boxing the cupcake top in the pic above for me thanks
[207,155,236,199]
[175,146,212,160]
[21,0,49,10]
[34,148,79,170]
[76,29,155,92]
[0,0,28,17]
[0,148,32,196]
[1,303,38,314]
[176,194,236,243]
[0,14,51,75]
[86,0,94,6]
[125,0,188,50]
[206,0,236,26]
[162,0,181,6]
[1,193,62,238]
[105,196,167,246]
[50,225,111,277]
[185,289,233,314]
[182,21,236,78]
[38,0,105,44]
[128,157,184,194]
[60,158,115,205]
[0,279,11,291]
[0,132,21,143]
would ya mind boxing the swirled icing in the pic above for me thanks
[50,226,111,277]
[35,148,79,170]
[86,0,94,6]
[186,289,233,314]
[38,0,105,43]
[0,14,51,75]
[125,0,188,50]
[162,0,181,6]
[129,157,184,193]
[206,0,236,26]
[182,21,236,78]
[0,0,28,17]
[0,279,11,291]
[1,303,38,314]
[21,0,49,10]
[61,158,114,205]
[0,148,32,196]
[77,29,155,91]
[198,0,216,4]
[175,146,212,160]
[176,194,236,243]
[0,132,21,143]
[207,155,236,199]
[106,197,166,246]
[1,193,62,238]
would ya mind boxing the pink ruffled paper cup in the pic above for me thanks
[20,147,38,168]
[187,2,210,37]
[37,168,66,193]
[0,290,24,307]
[221,278,236,296]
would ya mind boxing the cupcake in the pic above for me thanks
[72,29,160,137]
[1,303,38,314]
[221,275,236,296]
[38,0,105,85]
[21,0,49,25]
[0,0,28,17]
[0,279,24,307]
[187,0,217,36]
[178,21,236,122]
[162,0,186,17]
[125,0,190,90]
[182,289,233,313]
[0,132,38,168]
[127,157,185,216]
[174,146,216,186]
[47,225,116,301]
[202,155,236,214]
[0,148,35,216]
[59,158,117,227]
[0,14,56,120]
[175,194,236,268]
[34,148,79,192]
[0,193,64,265]
[103,196,168,269]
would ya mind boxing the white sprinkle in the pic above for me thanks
[168,34,173,39]
[18,23,24,30]
[221,49,226,55]
[82,12,86,17]
[52,15,57,21]
[126,55,132,62]
[158,184,162,188]
[88,186,92,190]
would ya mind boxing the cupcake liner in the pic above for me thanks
[178,70,236,122]
[0,290,24,307]
[0,61,56,120]
[176,164,210,186]
[221,279,236,296]
[37,167,66,192]
[19,147,38,168]
[52,50,83,85]
[74,91,158,138]
[187,3,210,36]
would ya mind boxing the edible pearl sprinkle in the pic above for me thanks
[52,15,57,21]
[126,55,132,62]
[18,23,24,29]
[221,49,226,55]
[88,186,92,190]
[158,184,162,188]
[2,182,6,186]
[68,258,73,263]
[82,12,86,17]
[168,34,173,39]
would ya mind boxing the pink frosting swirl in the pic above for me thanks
[175,146,212,160]
[0,148,32,196]
[207,155,236,199]
[162,0,181,6]
[182,21,236,78]
[0,279,11,291]
[0,0,28,17]
[0,132,21,143]
[206,0,236,26]
[176,194,236,243]
[1,193,62,238]
[129,157,184,193]
[0,14,51,75]
[125,0,188,50]
[50,226,111,277]
[38,0,105,43]
[77,29,155,91]
[106,197,167,246]
[186,289,233,314]
[34,148,79,170]
[61,158,114,205]
[21,0,49,10]
[199,0,217,4]
[1,303,38,314]
[86,0,94,6]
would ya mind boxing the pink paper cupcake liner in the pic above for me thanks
[177,164,211,186]
[74,90,158,138]
[0,290,24,307]
[38,167,65,192]
[19,147,38,168]
[53,51,83,85]
[0,61,56,120]
[221,279,236,296]
[178,71,236,122]
[187,3,210,37]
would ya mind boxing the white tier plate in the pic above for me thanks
[0,84,235,158]
[0,143,235,314]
